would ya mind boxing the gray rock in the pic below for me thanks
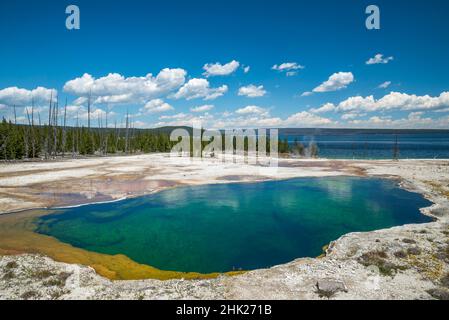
[316,279,348,297]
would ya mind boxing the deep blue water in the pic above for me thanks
[280,131,449,159]
[36,177,433,273]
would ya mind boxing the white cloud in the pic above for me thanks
[155,112,214,127]
[310,103,336,114]
[344,112,448,129]
[65,105,83,115]
[141,99,174,114]
[313,72,354,93]
[301,91,313,97]
[63,68,187,105]
[378,81,392,89]
[238,85,267,98]
[190,105,214,113]
[79,108,107,121]
[202,60,240,77]
[133,121,149,128]
[435,107,449,113]
[272,62,304,74]
[366,54,394,65]
[318,91,449,113]
[159,113,188,120]
[23,106,47,116]
[243,66,250,73]
[235,105,269,116]
[340,112,365,120]
[0,86,57,106]
[172,78,228,101]
[151,106,449,130]
[284,111,333,126]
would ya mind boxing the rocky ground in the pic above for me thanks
[0,154,449,300]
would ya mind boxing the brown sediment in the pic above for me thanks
[0,209,243,280]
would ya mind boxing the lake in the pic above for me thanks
[279,129,449,159]
[36,177,433,274]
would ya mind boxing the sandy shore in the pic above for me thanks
[0,154,448,299]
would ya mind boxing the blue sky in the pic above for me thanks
[1,0,449,129]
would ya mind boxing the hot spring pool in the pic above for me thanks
[36,177,433,273]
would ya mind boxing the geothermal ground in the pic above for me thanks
[0,154,448,300]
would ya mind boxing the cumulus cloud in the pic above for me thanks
[313,72,354,93]
[79,108,108,121]
[133,121,149,128]
[190,105,214,113]
[172,78,228,101]
[140,99,174,114]
[63,68,187,105]
[314,91,449,114]
[238,85,267,98]
[341,112,363,120]
[243,66,250,73]
[378,81,392,89]
[344,112,449,129]
[0,86,57,106]
[202,60,240,77]
[366,54,394,65]
[310,103,336,114]
[284,111,333,126]
[235,105,269,116]
[272,62,304,74]
[155,112,214,127]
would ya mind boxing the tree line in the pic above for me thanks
[0,117,299,161]
[0,118,176,160]
[0,94,304,160]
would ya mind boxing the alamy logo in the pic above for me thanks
[66,5,80,30]
[170,124,279,172]
[366,5,380,30]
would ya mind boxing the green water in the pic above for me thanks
[36,177,432,273]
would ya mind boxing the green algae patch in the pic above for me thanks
[0,210,243,280]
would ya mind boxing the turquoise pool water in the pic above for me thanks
[36,177,433,273]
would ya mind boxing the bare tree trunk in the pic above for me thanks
[46,91,53,159]
[104,111,108,155]
[13,105,17,125]
[73,112,79,158]
[62,98,67,158]
[23,127,29,159]
[87,91,91,130]
[25,104,35,158]
[97,113,102,155]
[53,97,58,157]
[31,101,35,158]
[115,120,120,152]
[125,112,129,154]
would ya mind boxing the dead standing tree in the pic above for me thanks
[52,96,59,157]
[62,98,68,157]
[46,91,53,159]
[125,111,129,154]
[25,100,36,158]
[13,105,17,125]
